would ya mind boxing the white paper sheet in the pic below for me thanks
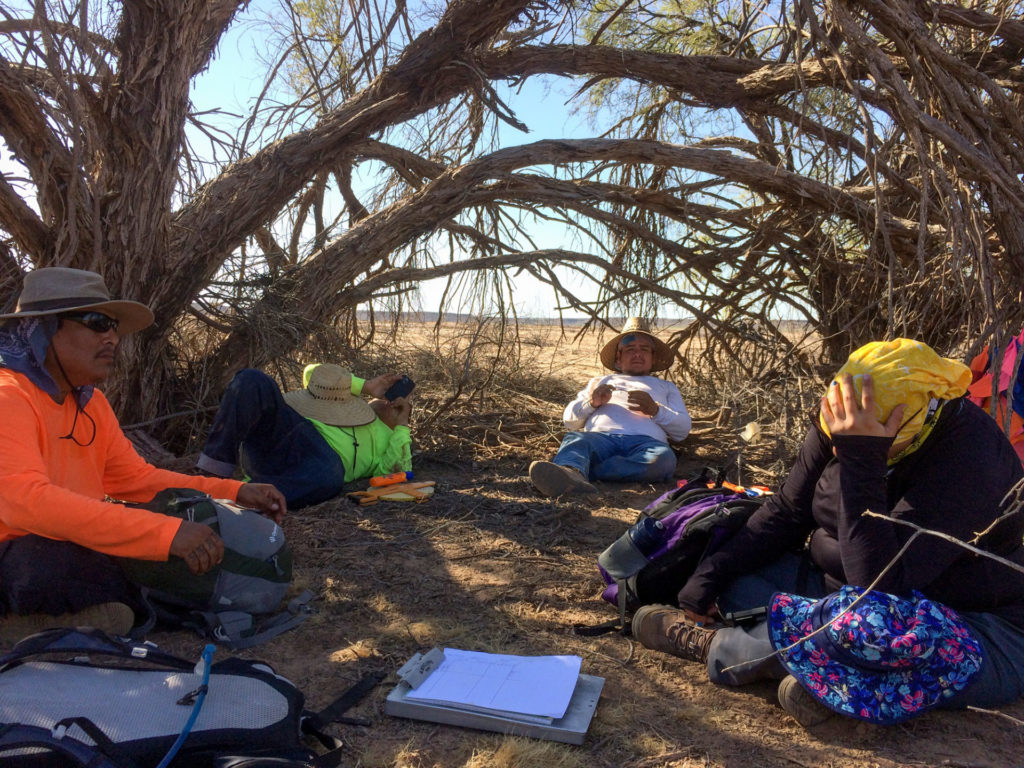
[404,648,582,720]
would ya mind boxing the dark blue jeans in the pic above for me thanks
[0,536,141,616]
[198,369,346,508]
[553,431,676,482]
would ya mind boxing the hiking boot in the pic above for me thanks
[528,461,598,496]
[0,602,134,646]
[632,604,717,664]
[777,674,834,727]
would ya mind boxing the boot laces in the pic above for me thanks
[665,616,716,662]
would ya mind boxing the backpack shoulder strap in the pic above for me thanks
[196,589,315,650]
[53,717,142,768]
[0,628,192,672]
[571,580,634,637]
[572,617,624,637]
[303,669,386,736]
[0,723,130,768]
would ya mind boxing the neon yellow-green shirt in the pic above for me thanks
[304,375,412,481]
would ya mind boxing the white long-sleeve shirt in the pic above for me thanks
[562,373,691,443]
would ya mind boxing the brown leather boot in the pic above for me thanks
[528,461,598,496]
[631,604,718,664]
[0,602,134,646]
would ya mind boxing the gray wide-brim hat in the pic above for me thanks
[0,267,154,334]
[283,363,376,427]
[599,317,674,372]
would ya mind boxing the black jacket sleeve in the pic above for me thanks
[675,423,828,614]
[834,401,1024,598]
[677,398,1024,619]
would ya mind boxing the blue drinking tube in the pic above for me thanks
[155,643,215,768]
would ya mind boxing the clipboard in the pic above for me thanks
[384,649,604,745]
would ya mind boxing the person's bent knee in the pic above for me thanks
[558,431,592,448]
[647,445,677,479]
[229,368,276,395]
[0,537,137,616]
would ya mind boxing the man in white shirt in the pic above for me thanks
[529,318,691,496]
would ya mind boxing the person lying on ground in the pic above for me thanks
[196,362,413,509]
[0,267,286,643]
[528,317,691,496]
[631,339,1024,726]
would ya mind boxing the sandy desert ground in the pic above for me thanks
[135,321,1024,768]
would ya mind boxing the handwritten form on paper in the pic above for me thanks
[404,648,583,720]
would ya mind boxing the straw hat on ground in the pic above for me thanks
[0,267,154,334]
[599,317,674,372]
[283,363,376,427]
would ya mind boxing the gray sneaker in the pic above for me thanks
[777,674,834,727]
[528,461,597,496]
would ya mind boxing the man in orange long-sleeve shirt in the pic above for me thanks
[0,267,287,641]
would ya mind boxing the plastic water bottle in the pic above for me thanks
[628,517,665,556]
[598,517,665,580]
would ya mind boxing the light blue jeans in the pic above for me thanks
[553,431,676,482]
[704,551,1024,709]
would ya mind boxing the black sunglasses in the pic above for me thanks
[60,311,119,334]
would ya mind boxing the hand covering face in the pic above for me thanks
[819,338,971,449]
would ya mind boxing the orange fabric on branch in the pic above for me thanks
[967,332,1024,466]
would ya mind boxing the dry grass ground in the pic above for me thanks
[149,322,1024,768]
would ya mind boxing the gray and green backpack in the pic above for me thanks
[118,488,311,649]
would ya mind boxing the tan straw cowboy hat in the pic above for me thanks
[0,267,154,334]
[283,363,376,427]
[599,317,674,372]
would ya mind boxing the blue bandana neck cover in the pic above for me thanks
[0,317,94,407]
[768,585,984,725]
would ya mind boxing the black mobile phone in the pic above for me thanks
[384,374,415,401]
[722,606,767,626]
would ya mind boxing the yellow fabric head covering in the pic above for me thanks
[819,338,971,447]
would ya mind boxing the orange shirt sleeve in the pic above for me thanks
[99,407,243,504]
[0,372,241,561]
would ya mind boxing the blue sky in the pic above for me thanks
[188,1,656,320]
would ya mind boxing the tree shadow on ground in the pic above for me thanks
[150,456,1024,768]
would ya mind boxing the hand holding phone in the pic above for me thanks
[384,374,415,401]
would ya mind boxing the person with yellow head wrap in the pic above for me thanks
[819,339,972,462]
[632,339,1024,723]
